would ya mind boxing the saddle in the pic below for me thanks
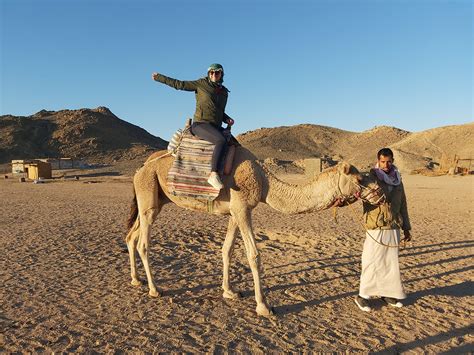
[167,120,239,201]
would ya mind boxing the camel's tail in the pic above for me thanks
[125,186,139,241]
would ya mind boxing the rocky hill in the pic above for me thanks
[237,122,474,173]
[1,106,472,174]
[0,107,167,164]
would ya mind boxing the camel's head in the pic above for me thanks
[358,173,386,205]
[333,162,364,206]
[333,162,386,207]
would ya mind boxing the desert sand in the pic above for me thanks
[1,171,473,353]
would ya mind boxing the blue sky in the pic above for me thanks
[1,0,472,140]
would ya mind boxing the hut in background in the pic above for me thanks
[11,160,52,179]
[11,160,34,174]
[26,161,52,180]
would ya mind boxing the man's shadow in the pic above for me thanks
[371,323,473,354]
[270,240,473,315]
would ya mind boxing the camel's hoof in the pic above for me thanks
[223,290,241,299]
[256,303,274,317]
[131,279,142,287]
[149,289,161,298]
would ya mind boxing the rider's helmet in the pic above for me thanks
[207,63,224,74]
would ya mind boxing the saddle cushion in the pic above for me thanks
[167,132,220,201]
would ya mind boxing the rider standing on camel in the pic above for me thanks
[152,63,235,190]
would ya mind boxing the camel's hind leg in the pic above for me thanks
[136,206,160,297]
[222,216,240,299]
[125,218,141,286]
[133,166,162,297]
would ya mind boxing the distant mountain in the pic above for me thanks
[2,106,471,173]
[389,123,474,171]
[0,107,167,164]
[237,122,474,172]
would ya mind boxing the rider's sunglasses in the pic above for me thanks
[209,70,222,75]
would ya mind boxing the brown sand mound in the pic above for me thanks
[2,105,472,175]
[238,123,473,173]
[237,124,411,171]
[391,122,474,172]
[0,107,167,164]
[337,125,411,171]
[237,124,352,161]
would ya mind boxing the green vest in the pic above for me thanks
[363,170,411,230]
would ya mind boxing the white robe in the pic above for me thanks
[359,229,406,299]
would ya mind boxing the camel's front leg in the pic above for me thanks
[222,216,240,299]
[137,208,160,297]
[232,209,273,316]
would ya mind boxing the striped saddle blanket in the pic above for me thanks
[167,130,221,201]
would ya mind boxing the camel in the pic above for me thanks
[125,146,383,316]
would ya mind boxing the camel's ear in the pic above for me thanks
[338,162,351,175]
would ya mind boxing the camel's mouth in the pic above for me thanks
[344,195,359,205]
[360,185,386,205]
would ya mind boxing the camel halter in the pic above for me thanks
[336,170,386,207]
[358,184,386,206]
[334,173,403,248]
[335,171,365,205]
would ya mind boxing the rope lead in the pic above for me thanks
[347,203,402,249]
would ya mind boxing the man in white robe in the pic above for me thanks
[355,148,412,312]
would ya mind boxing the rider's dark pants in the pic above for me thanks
[191,122,226,172]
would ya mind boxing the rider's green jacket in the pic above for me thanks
[362,169,411,231]
[153,73,232,128]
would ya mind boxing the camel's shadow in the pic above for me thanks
[126,236,473,316]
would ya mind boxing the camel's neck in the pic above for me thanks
[259,164,340,214]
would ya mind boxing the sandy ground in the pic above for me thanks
[1,173,473,353]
